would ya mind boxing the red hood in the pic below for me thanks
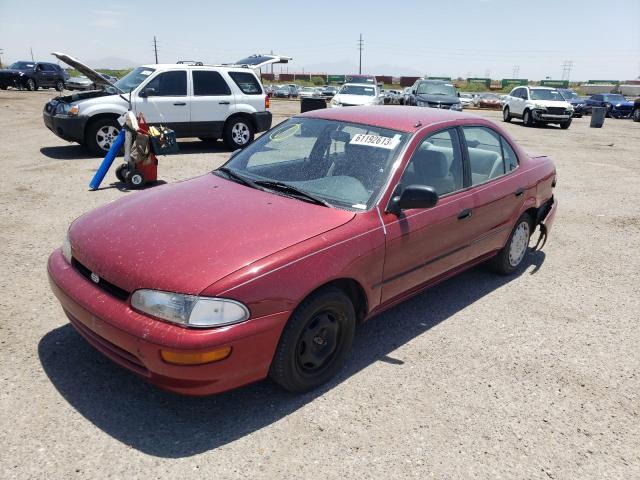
[70,174,355,295]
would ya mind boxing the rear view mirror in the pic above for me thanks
[387,185,438,215]
[329,130,350,143]
[140,87,156,98]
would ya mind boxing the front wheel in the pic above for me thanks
[633,108,640,122]
[503,107,512,122]
[223,117,254,150]
[523,109,534,127]
[26,78,36,91]
[489,213,532,275]
[560,119,572,129]
[86,117,121,156]
[124,169,145,189]
[270,287,356,393]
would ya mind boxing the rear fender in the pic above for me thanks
[532,196,557,251]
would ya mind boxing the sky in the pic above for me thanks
[1,0,638,81]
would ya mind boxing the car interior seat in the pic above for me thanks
[402,149,455,195]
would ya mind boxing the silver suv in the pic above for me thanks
[503,86,574,129]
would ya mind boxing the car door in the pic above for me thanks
[512,87,526,116]
[459,125,526,260]
[134,70,190,135]
[189,70,234,138]
[36,64,52,87]
[380,128,477,303]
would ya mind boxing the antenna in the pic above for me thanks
[153,36,159,64]
[358,34,364,74]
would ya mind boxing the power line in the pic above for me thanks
[512,65,520,78]
[358,34,363,74]
[561,60,573,81]
[153,36,159,64]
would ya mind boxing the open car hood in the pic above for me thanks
[51,52,122,93]
[228,54,292,69]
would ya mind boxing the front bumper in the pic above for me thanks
[252,111,272,133]
[532,109,572,122]
[47,249,289,396]
[42,108,88,144]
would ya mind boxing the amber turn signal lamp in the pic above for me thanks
[160,346,232,365]
[265,95,270,109]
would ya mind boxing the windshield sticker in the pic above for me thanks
[352,203,367,209]
[269,123,300,142]
[140,70,152,76]
[349,133,400,150]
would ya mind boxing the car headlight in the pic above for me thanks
[450,103,462,111]
[533,103,547,110]
[615,103,622,107]
[131,289,250,328]
[417,100,428,107]
[62,229,72,264]
[56,103,79,116]
[330,99,341,107]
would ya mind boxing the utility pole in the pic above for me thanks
[0,49,4,69]
[512,65,520,78]
[153,36,159,64]
[30,47,34,62]
[561,60,573,81]
[270,49,274,77]
[358,34,363,74]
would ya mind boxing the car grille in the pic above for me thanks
[545,107,567,115]
[428,102,452,109]
[72,258,130,301]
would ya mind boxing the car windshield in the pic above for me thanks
[416,82,457,96]
[530,89,564,101]
[217,118,409,210]
[603,94,625,102]
[9,62,35,70]
[560,89,578,99]
[345,76,375,84]
[339,85,375,96]
[113,67,155,92]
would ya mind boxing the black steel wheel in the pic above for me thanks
[115,163,128,182]
[523,109,534,127]
[270,287,355,393]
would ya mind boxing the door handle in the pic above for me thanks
[219,101,230,105]
[457,208,473,220]
[514,187,525,197]
[173,102,186,106]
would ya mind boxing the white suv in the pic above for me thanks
[44,53,290,154]
[503,86,574,129]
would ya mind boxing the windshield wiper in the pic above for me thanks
[216,167,261,190]
[254,180,332,208]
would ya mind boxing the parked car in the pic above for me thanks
[274,86,292,98]
[503,86,573,129]
[287,84,299,98]
[558,88,586,117]
[321,86,339,97]
[65,73,116,91]
[329,83,382,107]
[43,52,289,154]
[344,74,377,85]
[0,61,68,91]
[405,79,462,111]
[298,86,317,98]
[584,93,634,118]
[478,93,502,109]
[633,98,640,122]
[459,93,475,108]
[47,106,557,395]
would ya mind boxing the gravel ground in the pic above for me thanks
[0,90,638,479]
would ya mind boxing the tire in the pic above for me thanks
[55,80,65,92]
[270,287,356,393]
[560,119,572,129]
[222,116,254,150]
[124,169,145,189]
[503,106,512,122]
[633,108,640,122]
[0,86,7,90]
[85,117,121,156]
[115,163,128,182]
[26,78,36,91]
[489,213,533,275]
[523,109,534,127]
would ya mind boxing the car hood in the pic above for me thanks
[50,89,115,105]
[531,100,572,109]
[51,51,121,92]
[0,68,25,76]
[416,94,459,104]
[69,174,356,295]
[334,94,377,105]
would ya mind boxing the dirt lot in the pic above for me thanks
[1,90,638,479]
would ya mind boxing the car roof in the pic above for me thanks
[298,105,474,133]
[138,63,258,74]
[529,86,557,90]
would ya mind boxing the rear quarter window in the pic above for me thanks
[228,72,263,95]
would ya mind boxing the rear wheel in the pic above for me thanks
[503,106,512,122]
[523,109,534,127]
[26,78,36,91]
[270,287,356,393]
[489,213,532,275]
[223,117,254,150]
[633,108,640,122]
[86,117,121,156]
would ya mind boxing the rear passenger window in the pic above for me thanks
[144,71,186,96]
[463,126,516,184]
[400,129,463,197]
[228,72,262,94]
[193,71,231,96]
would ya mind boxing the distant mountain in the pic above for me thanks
[85,56,141,69]
[292,60,424,76]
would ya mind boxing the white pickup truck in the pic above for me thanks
[43,53,291,154]
[503,86,574,129]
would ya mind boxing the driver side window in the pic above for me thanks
[399,129,463,197]
[143,71,187,96]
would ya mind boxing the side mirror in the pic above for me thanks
[140,87,156,98]
[386,185,438,215]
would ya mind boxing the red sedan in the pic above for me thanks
[48,106,557,395]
